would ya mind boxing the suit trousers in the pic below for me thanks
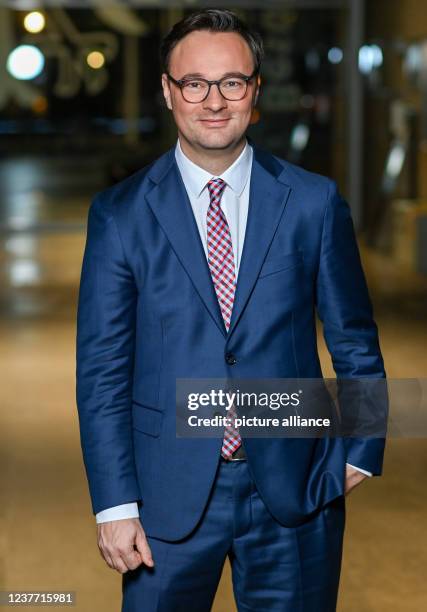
[122,457,346,612]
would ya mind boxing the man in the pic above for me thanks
[76,8,386,612]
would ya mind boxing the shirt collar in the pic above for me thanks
[174,137,253,198]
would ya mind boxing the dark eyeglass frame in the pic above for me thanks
[166,68,259,103]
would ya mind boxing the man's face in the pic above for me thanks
[161,30,260,152]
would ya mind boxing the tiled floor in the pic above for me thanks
[1,170,426,611]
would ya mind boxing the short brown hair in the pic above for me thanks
[160,8,264,74]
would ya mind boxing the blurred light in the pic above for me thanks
[385,144,405,178]
[359,46,374,74]
[404,44,422,75]
[87,51,105,69]
[7,45,45,80]
[328,47,343,64]
[9,260,41,287]
[290,123,310,151]
[315,94,331,122]
[24,11,45,33]
[305,50,320,72]
[13,1,39,8]
[359,44,383,74]
[5,236,37,258]
[371,44,383,67]
[32,96,48,114]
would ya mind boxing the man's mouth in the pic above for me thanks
[199,118,231,126]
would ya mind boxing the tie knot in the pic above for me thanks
[207,178,227,201]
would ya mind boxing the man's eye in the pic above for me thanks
[184,81,203,89]
[223,79,244,88]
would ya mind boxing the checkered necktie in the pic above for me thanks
[206,178,242,459]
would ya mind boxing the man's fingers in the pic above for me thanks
[135,528,154,567]
[112,555,130,574]
[99,543,127,572]
[345,467,367,495]
[100,548,115,570]
[99,543,141,574]
[121,548,144,571]
[97,533,115,569]
[97,518,154,573]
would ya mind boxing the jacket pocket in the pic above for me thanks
[132,401,163,437]
[258,251,304,279]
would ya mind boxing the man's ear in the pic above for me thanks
[161,73,173,110]
[254,74,261,106]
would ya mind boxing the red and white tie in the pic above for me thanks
[206,178,242,459]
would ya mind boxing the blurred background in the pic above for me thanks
[1,1,426,611]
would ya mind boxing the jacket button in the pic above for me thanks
[225,352,237,365]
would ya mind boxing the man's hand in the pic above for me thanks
[345,464,368,496]
[97,518,154,574]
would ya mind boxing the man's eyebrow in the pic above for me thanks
[179,71,249,80]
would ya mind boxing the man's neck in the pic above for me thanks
[178,136,247,175]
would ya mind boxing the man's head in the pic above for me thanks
[160,9,263,156]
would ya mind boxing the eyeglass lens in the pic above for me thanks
[181,77,248,102]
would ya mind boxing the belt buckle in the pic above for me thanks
[222,455,245,462]
[222,449,247,462]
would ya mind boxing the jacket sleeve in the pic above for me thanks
[76,194,141,514]
[315,180,387,475]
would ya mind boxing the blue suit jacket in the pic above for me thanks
[76,139,386,541]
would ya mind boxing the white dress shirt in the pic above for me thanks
[95,137,371,524]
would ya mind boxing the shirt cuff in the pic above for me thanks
[95,502,140,524]
[346,462,373,477]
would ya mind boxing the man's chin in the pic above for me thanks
[194,133,240,151]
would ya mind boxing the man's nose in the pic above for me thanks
[202,84,227,110]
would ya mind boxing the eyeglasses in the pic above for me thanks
[166,69,258,103]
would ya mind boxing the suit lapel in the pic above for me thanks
[227,146,292,338]
[145,149,227,337]
[143,142,292,339]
